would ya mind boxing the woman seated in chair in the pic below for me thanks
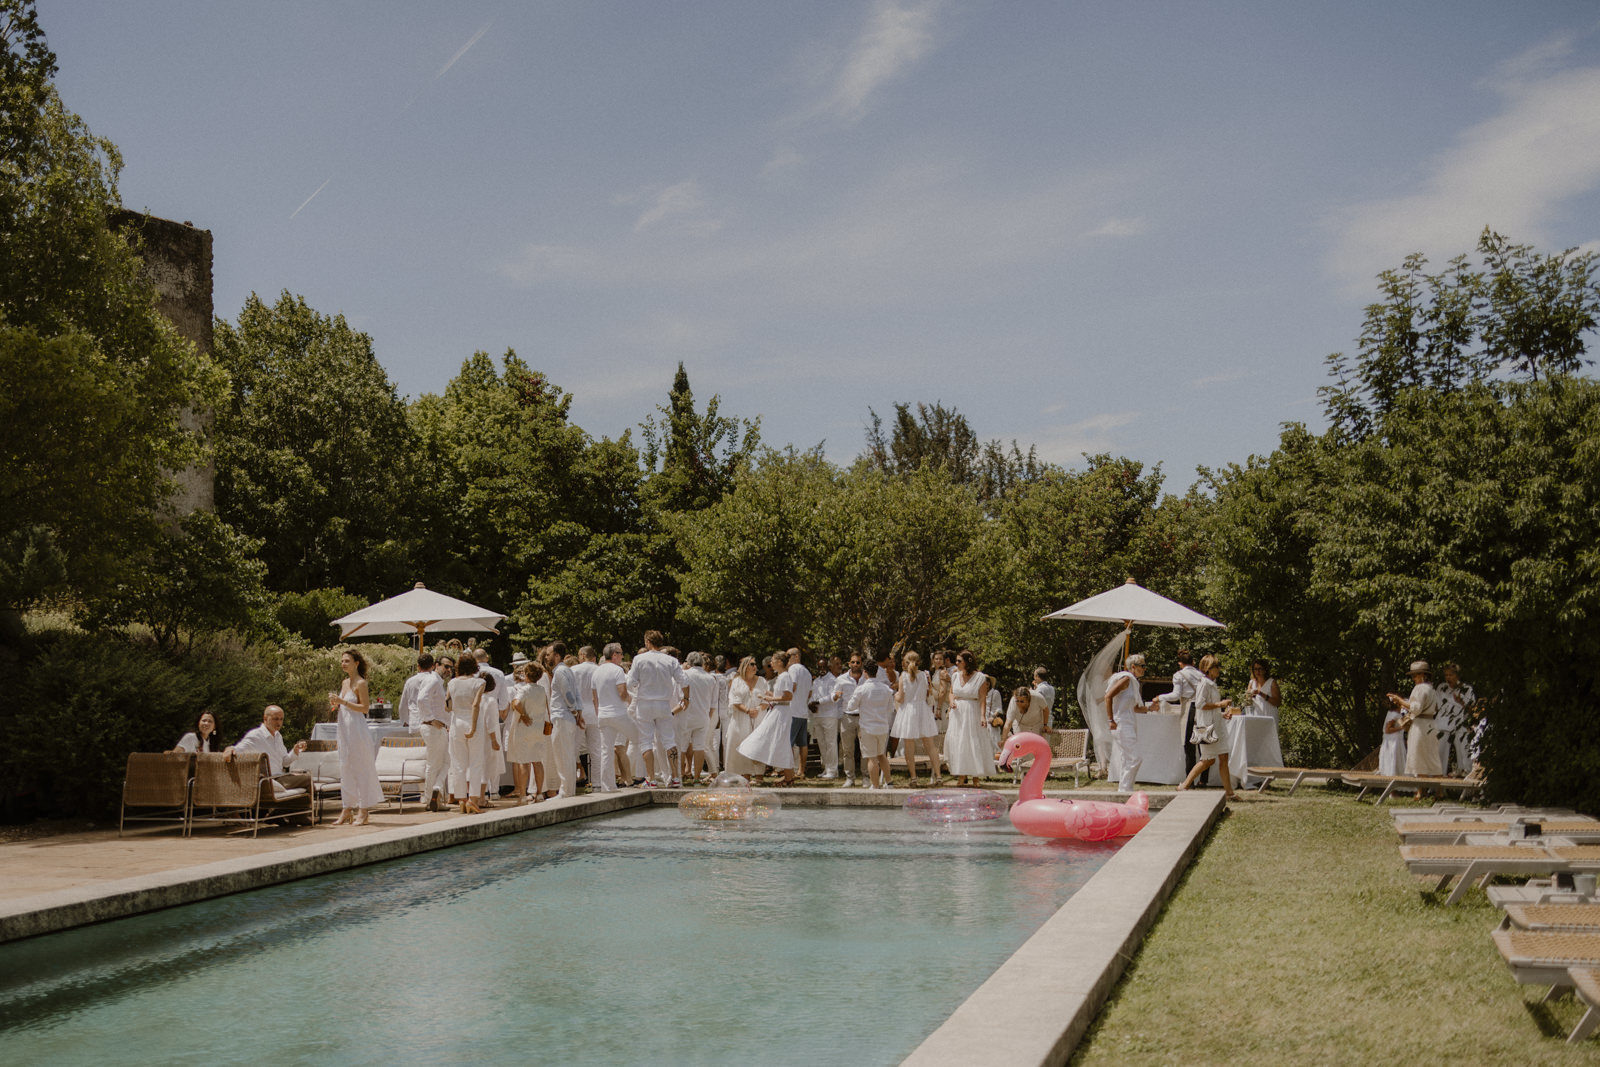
[170,711,223,754]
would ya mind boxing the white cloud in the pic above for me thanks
[628,179,723,235]
[1085,216,1150,238]
[498,243,606,285]
[1326,60,1600,288]
[1032,411,1139,464]
[805,0,940,123]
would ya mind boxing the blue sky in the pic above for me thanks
[42,1,1600,483]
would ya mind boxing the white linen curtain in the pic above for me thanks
[1075,626,1129,772]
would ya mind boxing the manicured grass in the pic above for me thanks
[1073,788,1596,1065]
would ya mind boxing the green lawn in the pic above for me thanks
[1072,788,1597,1065]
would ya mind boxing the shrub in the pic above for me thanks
[273,587,367,645]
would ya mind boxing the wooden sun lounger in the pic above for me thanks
[1501,903,1600,933]
[1491,933,1600,1042]
[1573,968,1600,1044]
[1343,772,1484,804]
[1247,766,1347,795]
[1402,844,1600,905]
[1398,819,1600,845]
[1487,879,1600,909]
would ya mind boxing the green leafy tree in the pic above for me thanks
[0,3,221,622]
[640,361,761,513]
[864,400,1048,504]
[213,291,423,596]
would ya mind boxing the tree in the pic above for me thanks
[0,2,220,619]
[213,291,423,596]
[864,400,1049,504]
[640,361,761,513]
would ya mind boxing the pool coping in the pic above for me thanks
[902,789,1227,1066]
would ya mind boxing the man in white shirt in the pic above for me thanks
[848,663,896,789]
[1030,668,1056,731]
[227,705,308,787]
[681,652,720,781]
[1105,654,1152,791]
[830,653,866,786]
[404,653,451,810]
[812,655,840,780]
[1158,650,1205,776]
[1437,663,1476,775]
[589,642,633,792]
[784,647,813,779]
[572,646,603,787]
[627,629,689,786]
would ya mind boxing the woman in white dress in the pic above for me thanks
[724,656,767,776]
[505,663,543,803]
[891,651,941,787]
[1176,655,1238,799]
[447,656,489,813]
[330,649,384,824]
[738,652,795,783]
[1245,660,1281,719]
[945,650,996,786]
[1390,660,1443,777]
[1379,705,1407,776]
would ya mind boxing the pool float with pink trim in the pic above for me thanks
[999,732,1151,841]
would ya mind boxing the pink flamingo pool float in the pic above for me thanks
[999,732,1151,841]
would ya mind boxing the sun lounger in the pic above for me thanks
[1343,772,1485,804]
[1487,875,1600,909]
[119,752,193,836]
[1248,766,1347,795]
[1572,968,1600,1044]
[1402,844,1600,905]
[1398,819,1600,845]
[1501,903,1600,933]
[1393,807,1582,828]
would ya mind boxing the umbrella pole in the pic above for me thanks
[416,623,427,652]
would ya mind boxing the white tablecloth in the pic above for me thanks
[1208,714,1283,788]
[1109,709,1188,786]
[310,721,416,744]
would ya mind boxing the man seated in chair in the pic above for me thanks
[225,705,311,796]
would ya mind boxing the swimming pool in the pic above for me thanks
[0,806,1121,1065]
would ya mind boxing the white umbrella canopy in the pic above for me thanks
[330,582,504,645]
[1042,578,1224,629]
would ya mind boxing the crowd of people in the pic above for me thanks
[168,633,1058,817]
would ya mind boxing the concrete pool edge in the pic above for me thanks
[0,790,650,944]
[903,789,1227,1067]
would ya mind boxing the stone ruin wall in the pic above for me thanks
[110,209,215,515]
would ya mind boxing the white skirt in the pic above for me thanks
[336,708,385,808]
[944,702,995,777]
[737,706,795,770]
[724,709,763,774]
[891,700,938,739]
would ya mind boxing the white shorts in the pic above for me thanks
[638,714,677,751]
[680,714,712,751]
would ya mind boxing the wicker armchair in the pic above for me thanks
[119,752,193,836]
[187,753,310,837]
[1047,729,1091,787]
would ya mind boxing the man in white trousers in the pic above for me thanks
[830,653,866,787]
[681,652,720,781]
[573,645,603,788]
[543,641,587,797]
[628,630,688,786]
[404,652,451,810]
[589,642,632,792]
[1105,653,1152,792]
[812,655,841,779]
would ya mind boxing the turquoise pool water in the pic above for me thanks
[0,806,1120,1065]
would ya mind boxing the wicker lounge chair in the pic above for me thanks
[187,753,310,837]
[1491,933,1600,1042]
[376,736,428,811]
[1248,766,1348,795]
[119,752,193,836]
[1046,729,1091,787]
[1402,843,1600,905]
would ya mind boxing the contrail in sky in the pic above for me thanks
[437,21,491,78]
[289,176,332,219]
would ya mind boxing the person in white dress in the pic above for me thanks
[1379,705,1407,776]
[1105,653,1153,792]
[329,649,384,824]
[890,651,941,787]
[447,656,490,813]
[724,656,766,776]
[1176,655,1238,799]
[945,650,996,785]
[738,651,797,783]
[1245,661,1280,719]
[504,663,544,803]
[1390,660,1443,777]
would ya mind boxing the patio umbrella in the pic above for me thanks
[1042,579,1225,770]
[330,582,504,647]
